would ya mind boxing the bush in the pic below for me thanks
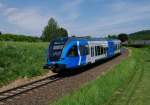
[0,42,48,86]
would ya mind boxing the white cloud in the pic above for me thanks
[62,0,82,11]
[7,9,48,31]
[0,3,4,8]
[0,3,5,11]
[4,7,18,15]
[60,0,83,20]
[68,2,150,36]
[0,1,83,36]
[0,1,150,37]
[0,3,51,36]
[0,3,2,8]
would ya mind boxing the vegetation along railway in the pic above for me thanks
[0,37,123,105]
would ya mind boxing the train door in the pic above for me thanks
[66,45,80,68]
[79,44,90,65]
[107,41,115,57]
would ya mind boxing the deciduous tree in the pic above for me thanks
[118,33,128,42]
[41,18,68,41]
[57,27,68,37]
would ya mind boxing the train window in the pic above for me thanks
[91,47,94,57]
[79,46,84,56]
[99,47,101,55]
[99,47,102,55]
[91,47,92,57]
[99,47,106,55]
[95,46,97,56]
[119,44,121,49]
[104,48,106,54]
[79,45,87,56]
[93,47,95,56]
[95,46,100,56]
[117,44,118,50]
[67,45,78,57]
[116,45,118,50]
[97,46,101,55]
[101,47,104,54]
[116,44,119,50]
[117,44,119,50]
[85,45,89,55]
[118,44,120,49]
[116,44,118,50]
[115,45,116,50]
[91,47,93,57]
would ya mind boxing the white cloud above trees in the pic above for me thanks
[0,0,150,37]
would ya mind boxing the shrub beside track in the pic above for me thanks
[0,42,48,86]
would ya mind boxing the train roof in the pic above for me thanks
[51,37,121,44]
[67,37,120,42]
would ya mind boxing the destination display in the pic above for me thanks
[53,45,64,50]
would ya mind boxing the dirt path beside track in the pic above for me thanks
[4,50,128,105]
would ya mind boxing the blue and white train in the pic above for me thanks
[44,37,121,73]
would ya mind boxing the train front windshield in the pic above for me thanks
[49,39,67,61]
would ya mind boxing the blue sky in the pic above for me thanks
[0,0,150,37]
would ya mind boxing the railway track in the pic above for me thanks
[0,74,63,103]
[0,53,127,105]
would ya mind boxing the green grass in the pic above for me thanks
[108,47,150,105]
[51,47,150,105]
[0,42,48,86]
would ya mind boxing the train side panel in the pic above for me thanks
[87,40,121,64]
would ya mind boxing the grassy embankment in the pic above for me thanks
[0,42,48,86]
[108,46,150,105]
[51,47,150,105]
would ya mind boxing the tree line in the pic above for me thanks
[0,18,68,42]
[107,34,128,42]
[0,34,41,42]
[107,29,150,43]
